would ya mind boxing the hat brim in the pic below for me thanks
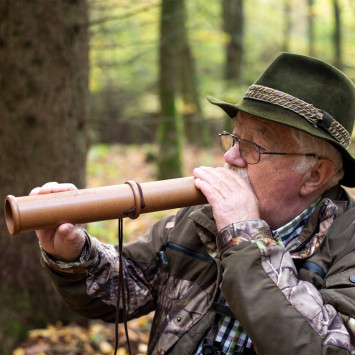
[208,95,355,187]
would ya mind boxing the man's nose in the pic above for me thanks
[224,143,247,168]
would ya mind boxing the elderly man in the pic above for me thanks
[32,53,355,354]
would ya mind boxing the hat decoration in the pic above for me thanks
[244,84,351,149]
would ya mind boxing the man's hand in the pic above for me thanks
[30,182,86,262]
[193,166,260,231]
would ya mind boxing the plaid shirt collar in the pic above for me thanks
[272,197,321,247]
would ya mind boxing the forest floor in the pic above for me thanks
[14,143,355,355]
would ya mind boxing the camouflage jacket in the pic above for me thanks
[42,186,355,354]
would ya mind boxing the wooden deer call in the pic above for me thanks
[5,177,207,236]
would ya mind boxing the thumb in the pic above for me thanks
[55,223,86,260]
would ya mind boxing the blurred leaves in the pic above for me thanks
[88,0,355,145]
[14,316,151,355]
[89,0,355,95]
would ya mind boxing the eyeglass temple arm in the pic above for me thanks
[260,152,318,157]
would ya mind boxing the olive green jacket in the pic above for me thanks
[42,186,355,354]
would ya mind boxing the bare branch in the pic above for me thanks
[88,2,161,27]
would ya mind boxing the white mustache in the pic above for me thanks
[224,163,251,185]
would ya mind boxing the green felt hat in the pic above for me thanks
[208,53,355,187]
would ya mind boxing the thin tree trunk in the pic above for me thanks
[332,0,342,70]
[282,0,292,52]
[179,2,210,147]
[307,0,315,56]
[157,0,183,180]
[222,0,244,84]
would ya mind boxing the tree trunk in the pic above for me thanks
[307,0,315,56]
[222,0,244,84]
[332,0,343,70]
[157,0,183,180]
[0,0,89,352]
[282,0,292,52]
[179,2,210,147]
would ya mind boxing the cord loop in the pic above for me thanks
[124,180,146,219]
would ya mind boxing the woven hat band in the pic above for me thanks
[244,84,351,149]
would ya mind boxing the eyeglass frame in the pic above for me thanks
[219,131,319,165]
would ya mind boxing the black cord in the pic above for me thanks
[114,218,132,355]
[115,180,145,355]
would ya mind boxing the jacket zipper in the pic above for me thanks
[159,241,213,269]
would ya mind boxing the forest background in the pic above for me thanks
[0,0,354,353]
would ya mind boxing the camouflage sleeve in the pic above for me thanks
[40,231,98,274]
[41,230,164,321]
[218,220,355,354]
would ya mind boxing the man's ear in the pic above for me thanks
[300,159,335,196]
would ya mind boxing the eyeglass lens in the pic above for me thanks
[220,133,260,164]
[220,134,234,153]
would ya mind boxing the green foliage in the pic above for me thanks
[89,0,355,142]
[89,0,160,94]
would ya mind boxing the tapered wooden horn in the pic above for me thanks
[4,177,207,236]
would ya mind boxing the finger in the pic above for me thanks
[29,187,41,196]
[57,223,85,247]
[194,166,227,183]
[194,167,228,197]
[35,182,59,194]
[194,167,237,196]
[36,182,78,195]
[47,183,78,193]
[57,223,77,239]
[194,177,225,205]
[221,167,252,190]
[207,166,251,190]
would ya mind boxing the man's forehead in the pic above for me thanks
[233,111,292,143]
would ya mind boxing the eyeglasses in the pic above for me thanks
[219,131,319,165]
